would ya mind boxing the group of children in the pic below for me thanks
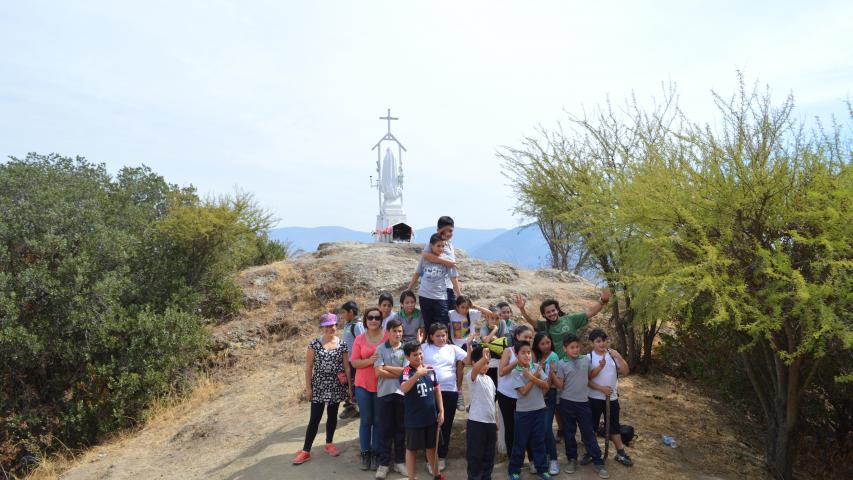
[293,216,634,480]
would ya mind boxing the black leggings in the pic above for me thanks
[496,391,517,455]
[303,401,340,451]
[438,391,459,459]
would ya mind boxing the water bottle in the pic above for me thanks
[662,435,677,448]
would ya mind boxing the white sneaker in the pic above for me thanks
[426,462,434,475]
[549,459,560,475]
[394,463,407,475]
[529,462,537,474]
[456,393,465,411]
[375,465,388,479]
[439,458,446,470]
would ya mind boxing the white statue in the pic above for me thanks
[380,148,403,208]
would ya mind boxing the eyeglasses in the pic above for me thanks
[366,315,382,321]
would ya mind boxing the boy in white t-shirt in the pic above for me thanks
[466,344,497,480]
[586,329,633,467]
[448,295,495,411]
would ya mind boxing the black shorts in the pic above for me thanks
[406,424,438,451]
[589,398,621,435]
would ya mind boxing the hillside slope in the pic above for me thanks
[58,243,768,480]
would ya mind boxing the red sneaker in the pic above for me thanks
[292,450,311,465]
[324,443,340,457]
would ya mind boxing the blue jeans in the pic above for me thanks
[544,389,558,461]
[355,387,381,453]
[558,399,603,465]
[508,409,547,475]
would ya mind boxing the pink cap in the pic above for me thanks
[319,312,337,327]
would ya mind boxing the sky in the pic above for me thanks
[2,1,851,230]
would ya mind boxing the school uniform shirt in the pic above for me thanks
[342,320,365,353]
[415,256,459,300]
[423,240,456,290]
[380,312,396,331]
[496,348,519,399]
[421,343,467,392]
[557,355,592,402]
[588,350,619,401]
[510,364,548,412]
[400,366,439,428]
[449,309,481,348]
[466,372,496,424]
[540,351,559,377]
[351,331,389,392]
[374,340,408,397]
[393,308,424,343]
[536,312,589,361]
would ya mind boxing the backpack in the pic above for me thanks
[483,337,509,356]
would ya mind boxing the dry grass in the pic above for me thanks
[23,375,223,480]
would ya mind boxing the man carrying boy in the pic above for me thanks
[553,334,609,478]
[586,328,633,467]
[421,216,462,309]
[374,319,408,479]
[407,233,459,332]
[340,300,363,419]
[400,342,445,480]
[466,344,497,480]
[508,341,552,480]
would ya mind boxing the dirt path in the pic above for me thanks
[59,349,767,480]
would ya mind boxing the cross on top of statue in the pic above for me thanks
[380,108,398,134]
[370,107,411,243]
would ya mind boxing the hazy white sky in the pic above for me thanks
[2,1,851,230]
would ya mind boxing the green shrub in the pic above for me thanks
[0,154,277,474]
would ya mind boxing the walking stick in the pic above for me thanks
[603,396,611,463]
[433,422,442,478]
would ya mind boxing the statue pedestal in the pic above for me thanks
[375,210,408,243]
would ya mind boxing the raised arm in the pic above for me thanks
[585,289,611,319]
[499,348,517,377]
[514,294,537,328]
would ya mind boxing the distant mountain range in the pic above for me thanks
[268,225,552,269]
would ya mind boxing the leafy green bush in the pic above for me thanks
[0,154,280,474]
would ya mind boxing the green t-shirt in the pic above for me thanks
[537,312,589,361]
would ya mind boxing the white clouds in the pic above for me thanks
[1,0,850,230]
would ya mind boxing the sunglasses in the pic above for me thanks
[366,315,382,321]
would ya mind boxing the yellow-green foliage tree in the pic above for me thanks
[619,82,853,479]
[503,88,679,370]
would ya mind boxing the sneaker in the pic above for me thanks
[614,451,634,467]
[360,451,370,470]
[394,463,407,475]
[538,473,552,480]
[457,394,465,412]
[292,450,311,465]
[565,458,577,474]
[594,464,610,478]
[579,454,593,466]
[438,458,446,470]
[509,474,521,480]
[427,462,434,476]
[323,443,340,457]
[370,453,380,471]
[375,465,389,479]
[548,459,560,475]
[529,462,536,474]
